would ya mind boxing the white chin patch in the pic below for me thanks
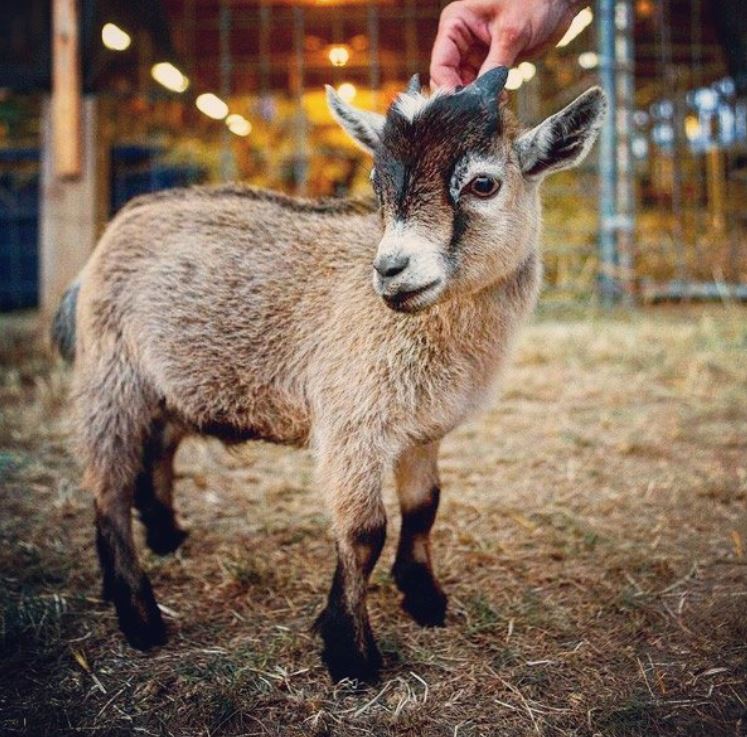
[381,279,445,313]
[372,225,448,312]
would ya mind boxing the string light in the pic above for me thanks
[328,45,350,67]
[101,23,131,51]
[196,93,229,120]
[518,62,536,81]
[505,68,524,91]
[151,62,190,93]
[556,7,593,47]
[337,82,357,102]
[578,51,599,69]
[226,114,252,136]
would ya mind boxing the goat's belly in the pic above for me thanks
[165,385,311,448]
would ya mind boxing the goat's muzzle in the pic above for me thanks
[381,279,443,313]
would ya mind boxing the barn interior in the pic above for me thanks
[1,0,746,311]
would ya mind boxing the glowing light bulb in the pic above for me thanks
[505,68,524,91]
[196,93,229,120]
[226,114,252,137]
[556,7,593,47]
[151,62,189,93]
[578,51,599,69]
[337,82,357,102]
[101,23,131,51]
[518,61,536,81]
[328,45,350,67]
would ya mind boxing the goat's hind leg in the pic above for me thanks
[80,361,167,650]
[133,419,187,555]
[392,442,447,627]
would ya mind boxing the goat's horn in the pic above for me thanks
[473,66,509,98]
[406,73,421,95]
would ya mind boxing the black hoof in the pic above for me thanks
[402,586,447,627]
[112,577,167,651]
[314,607,382,684]
[146,525,188,556]
[393,561,448,627]
[321,640,382,684]
[121,610,167,651]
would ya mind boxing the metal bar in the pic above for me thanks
[259,0,271,97]
[657,0,687,284]
[219,0,235,182]
[597,0,619,305]
[292,5,308,194]
[368,1,380,107]
[615,0,636,305]
[640,280,747,303]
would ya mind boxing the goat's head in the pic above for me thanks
[326,69,607,313]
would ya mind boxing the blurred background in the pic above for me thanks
[1,0,746,313]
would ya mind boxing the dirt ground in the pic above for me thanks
[1,305,745,737]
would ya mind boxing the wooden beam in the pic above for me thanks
[52,0,82,179]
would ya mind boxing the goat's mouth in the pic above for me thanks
[382,280,442,313]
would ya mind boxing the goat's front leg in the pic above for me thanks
[392,441,447,626]
[314,448,386,683]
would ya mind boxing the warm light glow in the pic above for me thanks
[349,34,368,52]
[101,23,131,51]
[151,62,189,93]
[196,93,229,120]
[505,68,524,91]
[578,51,599,69]
[226,113,252,136]
[328,45,350,67]
[556,7,593,47]
[685,114,700,142]
[518,61,536,81]
[337,82,357,102]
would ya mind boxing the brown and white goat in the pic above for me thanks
[53,68,606,682]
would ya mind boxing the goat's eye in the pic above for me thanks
[466,175,501,198]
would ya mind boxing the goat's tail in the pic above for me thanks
[51,280,80,363]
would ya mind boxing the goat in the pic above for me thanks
[53,67,606,682]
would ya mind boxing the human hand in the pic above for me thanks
[430,0,584,89]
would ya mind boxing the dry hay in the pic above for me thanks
[1,305,745,736]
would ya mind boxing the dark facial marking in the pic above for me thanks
[374,89,503,224]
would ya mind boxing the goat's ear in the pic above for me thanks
[325,85,385,155]
[515,87,607,180]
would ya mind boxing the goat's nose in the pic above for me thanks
[373,253,410,279]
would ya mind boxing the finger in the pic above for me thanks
[477,39,517,77]
[477,15,530,76]
[430,60,466,90]
[430,7,488,90]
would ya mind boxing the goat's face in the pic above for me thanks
[327,70,607,313]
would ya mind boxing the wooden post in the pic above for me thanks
[40,96,107,317]
[52,0,82,179]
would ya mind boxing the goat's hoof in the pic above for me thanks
[393,561,448,627]
[314,606,382,684]
[112,578,168,651]
[122,613,167,651]
[321,642,382,684]
[146,525,188,556]
[401,586,447,627]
